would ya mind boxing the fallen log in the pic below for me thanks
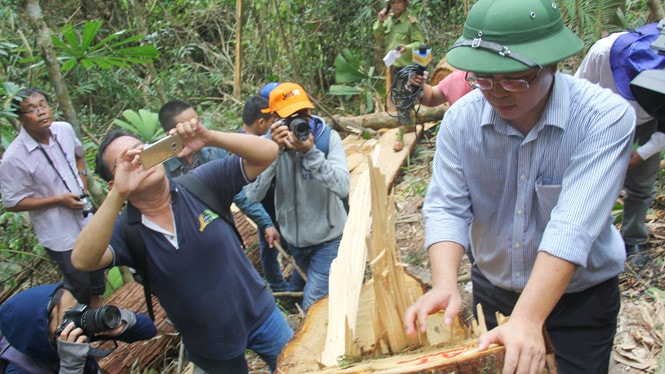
[327,105,446,133]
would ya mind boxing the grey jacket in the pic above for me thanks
[246,116,349,247]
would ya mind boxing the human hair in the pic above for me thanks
[95,129,142,182]
[11,88,49,116]
[242,95,271,126]
[158,100,193,132]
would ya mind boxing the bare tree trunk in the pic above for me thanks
[23,0,80,135]
[647,0,665,22]
[273,0,300,81]
[325,104,446,133]
[129,0,167,106]
[234,0,243,99]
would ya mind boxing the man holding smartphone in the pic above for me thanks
[72,121,293,373]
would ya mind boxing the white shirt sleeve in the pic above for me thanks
[636,131,665,160]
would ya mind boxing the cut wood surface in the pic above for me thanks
[308,344,506,374]
[277,275,473,373]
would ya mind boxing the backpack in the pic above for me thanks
[314,126,350,213]
[122,173,244,320]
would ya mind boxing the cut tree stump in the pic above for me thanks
[277,157,501,373]
[277,146,556,373]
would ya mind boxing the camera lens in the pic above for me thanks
[81,305,122,334]
[288,118,310,141]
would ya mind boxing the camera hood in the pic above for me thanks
[630,69,665,122]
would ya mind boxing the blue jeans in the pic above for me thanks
[187,306,293,373]
[259,227,289,292]
[288,236,341,310]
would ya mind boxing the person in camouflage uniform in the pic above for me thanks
[373,0,425,151]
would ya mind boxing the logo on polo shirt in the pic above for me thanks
[198,209,219,232]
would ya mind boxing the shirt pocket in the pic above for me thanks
[534,179,562,231]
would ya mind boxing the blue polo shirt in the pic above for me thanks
[109,156,275,360]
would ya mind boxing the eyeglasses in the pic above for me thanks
[466,69,542,93]
[21,103,49,115]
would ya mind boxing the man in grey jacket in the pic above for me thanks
[246,82,350,311]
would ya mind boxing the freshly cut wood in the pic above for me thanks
[309,344,506,374]
[277,275,473,372]
[278,159,480,373]
[320,167,372,366]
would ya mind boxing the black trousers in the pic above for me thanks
[472,266,619,373]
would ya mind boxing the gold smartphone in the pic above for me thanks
[140,134,184,169]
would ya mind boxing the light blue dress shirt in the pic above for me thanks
[424,72,636,293]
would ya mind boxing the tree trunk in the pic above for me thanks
[326,104,446,133]
[23,0,80,135]
[647,0,665,22]
[129,0,167,106]
[234,0,243,99]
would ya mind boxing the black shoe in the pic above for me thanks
[625,244,646,256]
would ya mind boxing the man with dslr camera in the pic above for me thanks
[0,88,105,307]
[0,282,156,373]
[246,82,350,311]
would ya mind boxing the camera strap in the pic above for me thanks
[86,340,118,358]
[36,138,84,195]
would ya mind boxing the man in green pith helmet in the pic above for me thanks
[404,0,635,373]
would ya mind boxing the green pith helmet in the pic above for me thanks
[446,0,583,73]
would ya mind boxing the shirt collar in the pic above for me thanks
[20,126,55,153]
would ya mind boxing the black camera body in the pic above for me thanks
[55,304,121,337]
[80,194,94,217]
[283,113,311,141]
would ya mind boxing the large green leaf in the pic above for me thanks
[113,109,164,143]
[51,21,158,72]
[328,85,362,96]
[334,54,368,84]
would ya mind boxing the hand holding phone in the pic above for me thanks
[140,134,184,169]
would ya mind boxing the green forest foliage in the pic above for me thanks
[0,0,654,288]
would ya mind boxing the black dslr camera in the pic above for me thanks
[55,304,122,337]
[283,112,311,141]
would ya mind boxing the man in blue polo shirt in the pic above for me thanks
[72,120,292,373]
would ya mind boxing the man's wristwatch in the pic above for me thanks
[78,170,87,176]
